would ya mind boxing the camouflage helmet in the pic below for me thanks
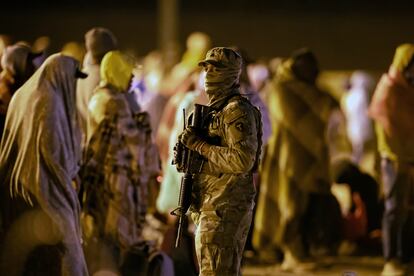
[198,47,242,70]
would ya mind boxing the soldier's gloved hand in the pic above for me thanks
[180,127,206,153]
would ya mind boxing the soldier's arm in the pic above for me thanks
[201,107,258,174]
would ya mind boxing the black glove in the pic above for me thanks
[180,127,206,152]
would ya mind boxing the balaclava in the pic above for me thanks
[198,47,242,105]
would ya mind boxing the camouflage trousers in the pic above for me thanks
[191,206,253,276]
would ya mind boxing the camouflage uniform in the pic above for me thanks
[181,47,262,275]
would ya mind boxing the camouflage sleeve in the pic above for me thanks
[202,104,259,174]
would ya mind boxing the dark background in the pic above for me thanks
[1,0,414,70]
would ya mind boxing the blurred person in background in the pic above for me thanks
[0,43,40,137]
[130,50,165,137]
[132,51,164,111]
[155,32,211,163]
[0,35,12,70]
[0,53,88,275]
[253,48,342,272]
[259,57,284,104]
[156,70,207,216]
[331,159,382,249]
[342,70,376,166]
[0,44,42,246]
[76,27,118,149]
[369,43,414,276]
[247,60,271,98]
[31,36,51,69]
[155,71,198,165]
[234,47,271,148]
[156,70,206,276]
[160,32,211,98]
[81,50,160,275]
[61,41,86,63]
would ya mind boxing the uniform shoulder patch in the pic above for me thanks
[235,121,245,132]
[222,98,251,125]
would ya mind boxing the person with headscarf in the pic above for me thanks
[0,44,41,238]
[177,47,262,275]
[368,43,414,276]
[82,50,160,274]
[0,43,39,137]
[76,27,118,149]
[0,54,88,275]
[253,49,341,272]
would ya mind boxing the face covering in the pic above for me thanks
[204,65,241,104]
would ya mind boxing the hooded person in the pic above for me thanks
[0,44,41,235]
[253,49,341,272]
[0,54,88,275]
[368,43,414,276]
[0,43,40,136]
[82,50,160,274]
[177,47,262,275]
[76,27,118,150]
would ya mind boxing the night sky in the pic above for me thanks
[1,0,414,70]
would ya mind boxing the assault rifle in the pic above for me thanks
[171,103,211,248]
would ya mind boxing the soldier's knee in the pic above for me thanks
[199,244,237,275]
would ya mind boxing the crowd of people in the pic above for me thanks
[0,27,413,276]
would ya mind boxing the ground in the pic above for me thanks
[242,255,385,276]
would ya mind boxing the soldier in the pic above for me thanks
[179,47,262,275]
